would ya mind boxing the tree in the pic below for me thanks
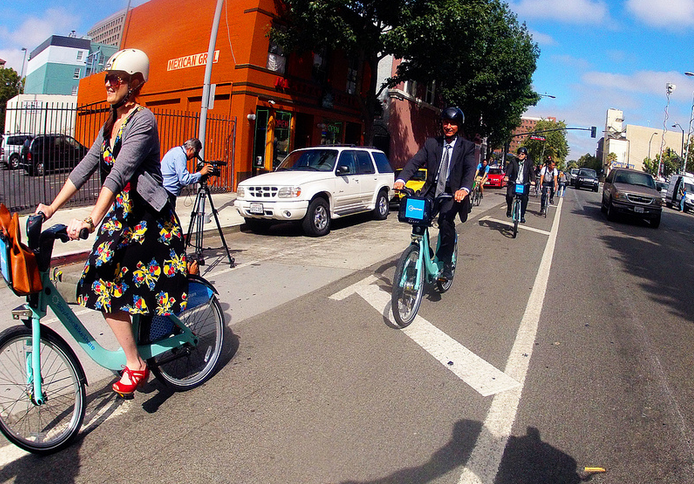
[576,153,602,173]
[272,0,539,144]
[0,67,22,134]
[644,148,679,179]
[520,119,569,166]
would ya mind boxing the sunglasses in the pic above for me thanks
[104,73,127,87]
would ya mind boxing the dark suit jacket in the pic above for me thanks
[398,135,477,198]
[505,157,535,197]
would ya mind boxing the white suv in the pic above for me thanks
[1,133,33,170]
[235,146,394,236]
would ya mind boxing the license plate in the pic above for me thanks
[634,206,644,213]
[249,203,264,214]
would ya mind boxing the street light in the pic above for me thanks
[19,47,27,93]
[648,131,658,159]
[684,71,694,173]
[673,123,685,161]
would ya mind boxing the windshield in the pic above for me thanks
[488,168,502,175]
[685,182,694,193]
[579,168,596,177]
[613,171,656,189]
[276,149,338,172]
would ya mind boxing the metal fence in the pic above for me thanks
[1,102,236,213]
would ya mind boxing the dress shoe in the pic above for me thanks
[506,210,511,218]
[439,262,454,281]
[521,217,526,223]
[112,365,150,397]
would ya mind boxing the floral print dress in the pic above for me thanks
[77,108,188,316]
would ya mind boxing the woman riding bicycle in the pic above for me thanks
[504,147,535,223]
[35,49,188,397]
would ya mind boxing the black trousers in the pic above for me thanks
[506,193,529,217]
[436,194,468,264]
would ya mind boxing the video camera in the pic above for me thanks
[197,159,227,178]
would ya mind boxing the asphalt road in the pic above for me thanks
[1,186,693,483]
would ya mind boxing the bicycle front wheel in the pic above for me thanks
[0,325,86,454]
[149,294,225,391]
[512,199,520,238]
[392,244,424,328]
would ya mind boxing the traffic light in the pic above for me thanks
[590,126,597,138]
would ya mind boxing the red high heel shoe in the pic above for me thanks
[112,365,150,396]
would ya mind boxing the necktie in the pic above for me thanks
[436,145,451,197]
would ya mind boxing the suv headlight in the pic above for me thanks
[278,187,301,198]
[614,191,628,202]
[237,186,246,198]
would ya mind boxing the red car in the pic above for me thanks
[484,166,506,188]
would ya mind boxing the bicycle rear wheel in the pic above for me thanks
[0,325,86,454]
[391,244,424,328]
[148,281,225,391]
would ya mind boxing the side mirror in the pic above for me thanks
[336,165,350,175]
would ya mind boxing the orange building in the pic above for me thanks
[77,0,369,188]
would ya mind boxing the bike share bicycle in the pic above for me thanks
[470,180,482,207]
[0,214,225,454]
[510,182,529,238]
[391,188,458,328]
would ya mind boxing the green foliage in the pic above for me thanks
[272,0,539,144]
[577,152,602,173]
[520,119,569,166]
[644,148,680,178]
[0,67,22,133]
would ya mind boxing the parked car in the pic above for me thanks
[574,167,599,191]
[484,166,506,187]
[655,180,668,203]
[568,168,579,186]
[392,167,427,204]
[1,133,34,170]
[235,146,394,236]
[20,134,87,176]
[601,168,662,228]
[665,174,694,212]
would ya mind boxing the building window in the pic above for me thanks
[77,51,83,61]
[71,85,78,96]
[73,68,81,79]
[267,35,286,74]
[346,60,358,95]
[405,80,417,98]
[312,47,328,83]
[424,80,435,105]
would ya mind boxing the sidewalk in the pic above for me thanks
[18,191,245,262]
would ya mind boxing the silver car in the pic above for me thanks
[1,133,33,170]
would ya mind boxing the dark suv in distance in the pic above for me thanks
[601,168,662,228]
[20,134,87,176]
[574,167,599,191]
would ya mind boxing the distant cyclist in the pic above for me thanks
[474,157,491,198]
[504,147,535,223]
[539,157,558,214]
[394,107,476,281]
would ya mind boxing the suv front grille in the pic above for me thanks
[247,186,278,198]
[626,194,654,204]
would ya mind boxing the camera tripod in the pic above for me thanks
[185,180,235,268]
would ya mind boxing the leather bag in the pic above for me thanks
[0,204,43,295]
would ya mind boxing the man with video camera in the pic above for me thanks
[161,138,211,200]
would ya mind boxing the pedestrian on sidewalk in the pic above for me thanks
[35,49,189,398]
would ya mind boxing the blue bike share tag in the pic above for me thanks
[404,198,426,220]
[0,234,11,285]
[515,183,526,195]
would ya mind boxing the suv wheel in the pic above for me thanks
[8,154,20,170]
[302,197,330,236]
[373,189,389,220]
[606,200,617,221]
[651,214,661,229]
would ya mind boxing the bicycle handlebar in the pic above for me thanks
[27,214,90,272]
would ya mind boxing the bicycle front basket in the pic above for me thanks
[398,196,434,225]
[514,183,527,195]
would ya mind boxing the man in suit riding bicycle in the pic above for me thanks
[393,107,477,281]
[504,146,535,223]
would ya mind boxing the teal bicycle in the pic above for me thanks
[0,215,225,454]
[391,188,458,328]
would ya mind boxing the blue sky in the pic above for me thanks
[2,0,694,159]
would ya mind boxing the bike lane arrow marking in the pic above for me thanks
[330,279,520,397]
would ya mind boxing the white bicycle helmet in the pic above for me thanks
[105,48,149,82]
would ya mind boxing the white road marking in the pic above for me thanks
[480,216,551,236]
[457,198,563,483]
[330,278,520,397]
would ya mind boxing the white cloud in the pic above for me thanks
[627,0,694,28]
[509,0,611,24]
[551,54,592,72]
[582,70,694,100]
[7,9,80,48]
[529,30,557,46]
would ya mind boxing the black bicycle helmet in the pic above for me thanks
[517,147,528,155]
[441,107,464,125]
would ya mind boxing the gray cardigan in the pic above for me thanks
[69,108,165,208]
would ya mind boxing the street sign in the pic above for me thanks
[530,135,546,141]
